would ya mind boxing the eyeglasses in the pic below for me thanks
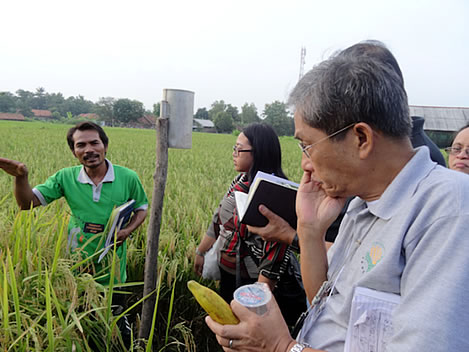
[298,123,356,159]
[233,145,253,157]
[445,146,469,157]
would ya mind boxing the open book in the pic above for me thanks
[234,171,299,228]
[98,199,136,263]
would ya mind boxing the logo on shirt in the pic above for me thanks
[360,242,385,273]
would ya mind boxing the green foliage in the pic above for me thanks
[153,102,161,118]
[240,103,260,126]
[113,99,145,125]
[207,100,226,121]
[262,100,294,136]
[213,111,234,133]
[0,92,16,113]
[194,107,209,120]
[95,97,116,126]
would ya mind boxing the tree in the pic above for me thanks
[226,104,240,123]
[208,100,226,121]
[95,97,116,125]
[32,87,47,110]
[0,92,17,113]
[59,95,95,116]
[153,102,160,117]
[113,98,145,125]
[262,101,294,136]
[194,107,209,120]
[213,111,234,133]
[240,103,260,125]
[15,89,34,116]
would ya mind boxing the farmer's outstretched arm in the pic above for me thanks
[0,157,40,210]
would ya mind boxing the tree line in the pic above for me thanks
[0,88,294,136]
[195,100,293,136]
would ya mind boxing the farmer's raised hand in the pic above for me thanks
[0,157,28,178]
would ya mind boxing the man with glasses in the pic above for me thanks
[206,42,469,352]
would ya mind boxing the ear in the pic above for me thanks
[351,123,374,159]
[71,149,77,158]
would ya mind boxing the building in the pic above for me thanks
[410,105,469,147]
[31,109,53,121]
[137,114,156,128]
[193,118,216,133]
[78,113,100,120]
[0,112,25,121]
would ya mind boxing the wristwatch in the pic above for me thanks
[289,342,311,352]
[195,248,205,257]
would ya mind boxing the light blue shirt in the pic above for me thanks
[301,147,469,351]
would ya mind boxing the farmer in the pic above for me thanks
[0,121,148,343]
[0,121,148,282]
[206,42,469,351]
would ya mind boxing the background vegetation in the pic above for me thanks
[0,89,295,136]
[0,120,303,351]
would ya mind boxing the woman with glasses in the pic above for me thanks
[194,123,302,324]
[446,124,469,175]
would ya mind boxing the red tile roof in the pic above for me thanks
[0,112,25,121]
[138,114,156,126]
[32,109,52,117]
[78,113,99,120]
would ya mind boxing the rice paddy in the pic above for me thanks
[0,120,302,351]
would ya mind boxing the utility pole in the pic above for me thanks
[299,46,306,80]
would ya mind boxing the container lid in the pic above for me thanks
[233,283,271,308]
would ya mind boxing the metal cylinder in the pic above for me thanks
[163,88,194,149]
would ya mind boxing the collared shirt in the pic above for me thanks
[301,147,469,351]
[33,159,148,284]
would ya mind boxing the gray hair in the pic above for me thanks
[289,51,411,139]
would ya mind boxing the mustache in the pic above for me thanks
[83,153,100,161]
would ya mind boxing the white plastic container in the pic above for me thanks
[233,283,272,315]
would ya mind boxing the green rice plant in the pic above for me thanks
[0,120,306,350]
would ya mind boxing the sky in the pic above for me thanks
[1,0,468,113]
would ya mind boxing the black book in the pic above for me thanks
[235,171,299,228]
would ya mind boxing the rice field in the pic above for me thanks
[0,120,303,351]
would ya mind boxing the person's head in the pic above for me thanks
[67,121,109,151]
[67,122,109,169]
[289,44,412,199]
[337,40,404,84]
[233,123,286,182]
[446,124,469,174]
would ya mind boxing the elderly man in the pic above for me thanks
[206,43,469,351]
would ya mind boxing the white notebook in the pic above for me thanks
[344,286,401,352]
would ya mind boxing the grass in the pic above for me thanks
[0,120,303,351]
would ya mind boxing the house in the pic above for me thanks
[31,109,53,120]
[193,118,216,133]
[78,113,100,120]
[409,105,469,147]
[0,112,25,121]
[137,114,156,128]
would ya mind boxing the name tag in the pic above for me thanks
[84,222,105,234]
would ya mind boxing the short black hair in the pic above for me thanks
[67,121,109,151]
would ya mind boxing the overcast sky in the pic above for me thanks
[1,0,468,113]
